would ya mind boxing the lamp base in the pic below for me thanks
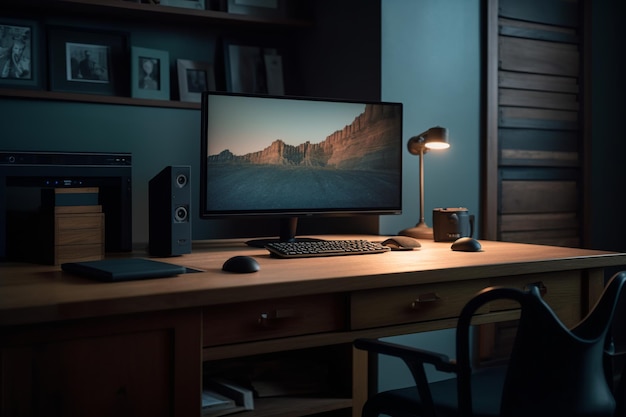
[398,223,434,240]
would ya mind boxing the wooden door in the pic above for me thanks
[483,0,589,246]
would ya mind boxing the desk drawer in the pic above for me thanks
[203,294,345,347]
[350,280,489,330]
[489,271,582,327]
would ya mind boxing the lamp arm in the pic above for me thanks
[398,126,448,239]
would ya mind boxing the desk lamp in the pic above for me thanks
[399,126,450,239]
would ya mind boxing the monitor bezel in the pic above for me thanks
[199,91,403,221]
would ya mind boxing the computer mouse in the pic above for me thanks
[222,256,260,273]
[382,236,421,251]
[451,237,482,252]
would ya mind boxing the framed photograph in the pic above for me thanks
[226,0,285,17]
[263,50,284,95]
[177,59,215,103]
[160,0,205,10]
[224,41,284,94]
[48,26,128,96]
[224,42,265,94]
[0,18,42,89]
[131,46,170,100]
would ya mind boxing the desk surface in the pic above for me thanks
[2,236,626,326]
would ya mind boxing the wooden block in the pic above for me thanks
[55,244,104,265]
[56,228,104,246]
[56,212,104,232]
[51,187,99,194]
[55,205,102,214]
[52,212,105,265]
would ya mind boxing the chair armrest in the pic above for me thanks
[354,338,457,373]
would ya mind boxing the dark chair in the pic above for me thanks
[355,271,626,417]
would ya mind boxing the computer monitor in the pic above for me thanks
[200,92,403,247]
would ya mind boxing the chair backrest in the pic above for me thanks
[455,272,626,417]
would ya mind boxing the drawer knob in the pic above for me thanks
[257,309,295,327]
[411,292,441,309]
[525,281,547,297]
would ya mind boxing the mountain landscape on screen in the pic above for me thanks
[208,104,401,170]
[206,103,402,211]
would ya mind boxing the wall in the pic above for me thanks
[378,0,481,390]
[378,0,481,238]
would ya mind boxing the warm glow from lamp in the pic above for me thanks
[426,142,450,150]
[399,126,450,239]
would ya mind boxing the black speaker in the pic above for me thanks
[149,165,192,257]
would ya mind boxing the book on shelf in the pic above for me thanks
[202,389,236,409]
[202,389,245,417]
[204,377,254,411]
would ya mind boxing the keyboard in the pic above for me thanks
[265,239,390,258]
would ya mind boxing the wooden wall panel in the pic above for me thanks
[499,37,579,76]
[499,89,578,111]
[500,149,578,167]
[499,129,578,152]
[500,230,580,247]
[500,212,579,232]
[484,0,584,246]
[499,71,578,93]
[501,180,578,214]
[499,0,579,27]
[499,107,578,130]
[498,18,578,43]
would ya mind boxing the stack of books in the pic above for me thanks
[202,378,254,417]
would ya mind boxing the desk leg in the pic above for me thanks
[353,346,369,417]
[585,268,606,313]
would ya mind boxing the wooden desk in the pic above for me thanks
[2,237,625,417]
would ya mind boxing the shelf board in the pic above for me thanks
[202,396,352,417]
[0,88,200,110]
[6,0,313,28]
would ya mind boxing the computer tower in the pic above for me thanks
[148,165,192,257]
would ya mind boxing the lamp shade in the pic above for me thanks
[407,126,450,154]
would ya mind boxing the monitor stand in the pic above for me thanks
[245,217,325,248]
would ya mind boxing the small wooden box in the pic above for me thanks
[41,188,105,265]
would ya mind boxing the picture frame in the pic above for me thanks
[160,0,205,10]
[131,46,170,100]
[224,41,284,95]
[48,26,129,96]
[263,50,284,95]
[224,42,264,94]
[176,59,215,103]
[226,0,285,17]
[0,18,42,89]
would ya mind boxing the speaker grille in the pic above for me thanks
[148,165,192,256]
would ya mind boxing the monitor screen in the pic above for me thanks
[200,92,403,245]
